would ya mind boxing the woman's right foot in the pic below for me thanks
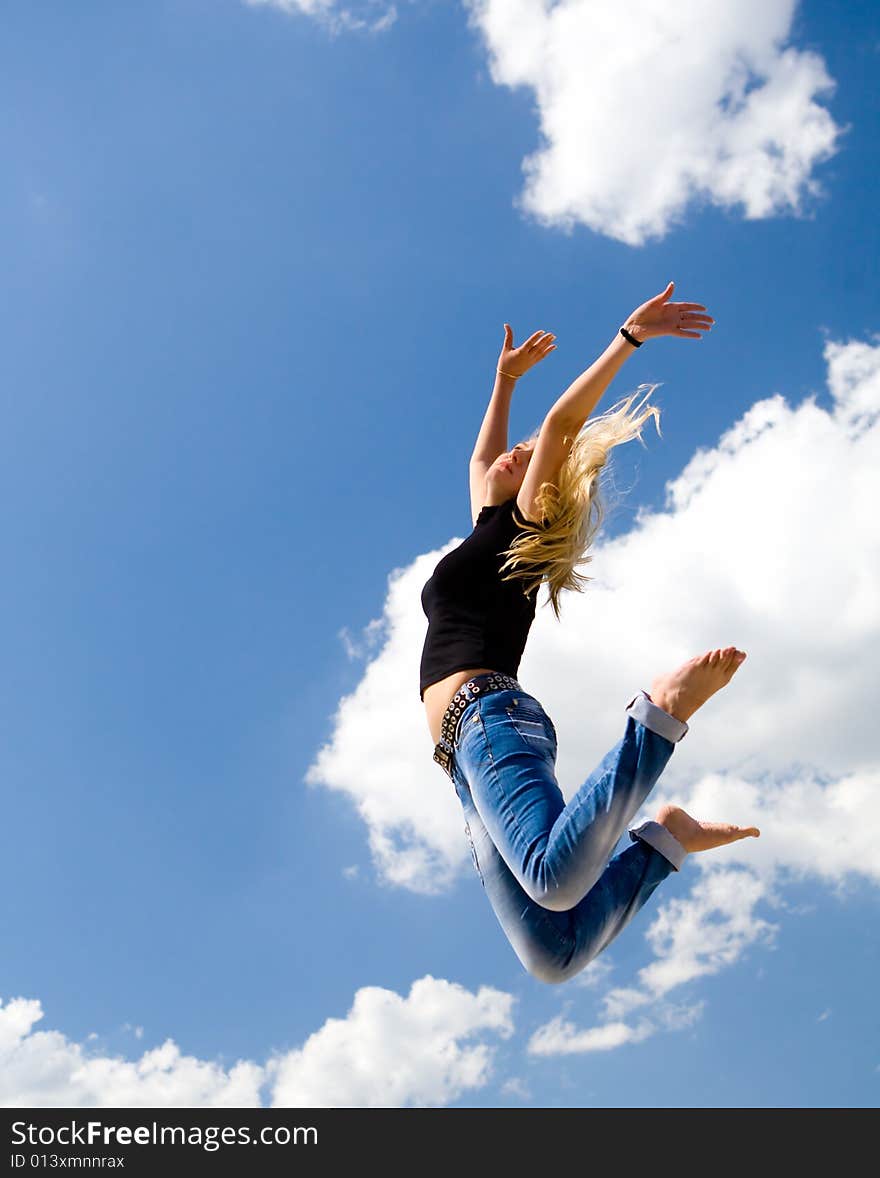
[649,647,746,723]
[656,803,760,852]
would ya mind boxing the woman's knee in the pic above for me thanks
[520,874,594,913]
[514,844,604,913]
[513,932,586,984]
[519,948,579,985]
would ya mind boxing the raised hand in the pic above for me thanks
[624,282,714,344]
[497,324,557,379]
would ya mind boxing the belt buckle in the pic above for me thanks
[433,740,454,778]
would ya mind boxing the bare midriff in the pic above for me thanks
[423,667,500,747]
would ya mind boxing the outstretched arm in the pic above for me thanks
[545,282,713,434]
[468,325,556,522]
[516,283,714,522]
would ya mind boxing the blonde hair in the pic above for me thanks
[499,384,662,619]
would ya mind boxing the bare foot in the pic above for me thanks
[656,803,760,853]
[649,646,746,723]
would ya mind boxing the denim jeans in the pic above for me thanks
[450,687,689,984]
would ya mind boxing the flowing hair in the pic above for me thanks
[499,384,662,619]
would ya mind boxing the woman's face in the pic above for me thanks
[486,441,535,495]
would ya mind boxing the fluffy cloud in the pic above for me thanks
[0,977,513,1108]
[464,0,843,243]
[602,869,775,1012]
[0,998,264,1108]
[529,1001,702,1055]
[269,976,514,1106]
[529,1017,653,1054]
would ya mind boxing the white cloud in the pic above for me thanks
[0,998,264,1108]
[0,977,513,1108]
[532,959,711,1052]
[628,868,776,999]
[530,1015,653,1054]
[269,976,514,1107]
[243,0,398,36]
[464,0,844,244]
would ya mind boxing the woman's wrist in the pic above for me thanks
[620,320,646,347]
[496,367,520,380]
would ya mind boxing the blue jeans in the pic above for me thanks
[450,687,689,984]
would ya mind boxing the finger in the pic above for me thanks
[732,826,761,840]
[523,330,548,349]
[671,302,707,312]
[503,323,514,347]
[534,332,556,351]
[654,281,674,303]
[675,328,703,338]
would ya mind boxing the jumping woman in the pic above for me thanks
[419,282,760,984]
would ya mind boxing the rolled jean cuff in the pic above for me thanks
[629,819,688,872]
[625,689,689,744]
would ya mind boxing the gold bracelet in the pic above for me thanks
[497,368,519,379]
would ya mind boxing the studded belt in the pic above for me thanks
[432,672,521,778]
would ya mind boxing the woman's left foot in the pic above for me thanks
[656,803,760,853]
[649,647,746,724]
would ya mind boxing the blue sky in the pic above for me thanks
[1,0,878,1107]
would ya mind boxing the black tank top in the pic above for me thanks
[419,497,543,700]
